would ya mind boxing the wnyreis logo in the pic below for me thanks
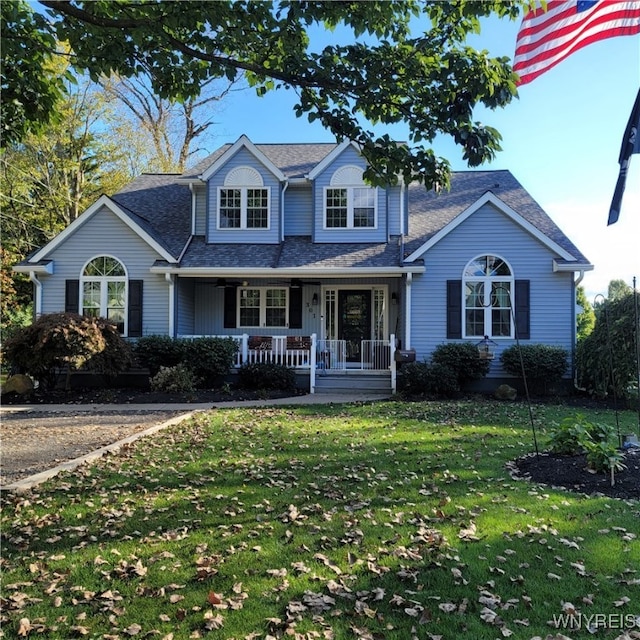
[551,613,640,632]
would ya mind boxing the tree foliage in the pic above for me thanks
[577,290,639,399]
[16,0,523,189]
[576,285,595,341]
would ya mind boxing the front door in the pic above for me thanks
[338,290,371,362]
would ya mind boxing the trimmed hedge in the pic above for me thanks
[500,343,567,395]
[237,362,296,391]
[431,342,491,387]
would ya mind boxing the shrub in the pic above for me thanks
[133,335,185,376]
[397,360,459,398]
[2,312,133,390]
[500,344,567,395]
[134,336,238,386]
[576,291,638,399]
[184,337,238,387]
[237,362,296,391]
[548,413,625,474]
[431,342,491,387]
[150,364,198,393]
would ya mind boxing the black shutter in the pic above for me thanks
[289,287,303,329]
[65,280,79,313]
[446,280,462,339]
[514,279,530,340]
[128,280,143,337]
[223,286,237,328]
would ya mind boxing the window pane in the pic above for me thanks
[487,256,510,276]
[353,187,375,227]
[84,256,125,277]
[491,283,511,308]
[465,309,484,337]
[326,188,347,227]
[220,189,241,228]
[465,282,484,307]
[464,258,486,277]
[247,188,268,228]
[265,288,286,327]
[239,289,260,326]
[83,281,101,313]
[492,309,511,336]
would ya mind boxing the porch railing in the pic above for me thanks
[177,333,397,393]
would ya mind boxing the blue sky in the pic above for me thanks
[210,11,639,302]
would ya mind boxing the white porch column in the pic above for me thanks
[310,333,317,394]
[165,273,175,337]
[404,272,412,348]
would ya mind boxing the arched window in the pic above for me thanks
[324,165,377,229]
[81,256,127,333]
[463,255,514,338]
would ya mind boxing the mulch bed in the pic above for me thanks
[509,448,640,501]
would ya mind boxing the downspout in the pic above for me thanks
[29,271,42,317]
[281,180,289,243]
[165,273,175,337]
[404,272,412,348]
[574,270,586,390]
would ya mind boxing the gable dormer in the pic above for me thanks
[200,135,285,244]
[309,142,393,244]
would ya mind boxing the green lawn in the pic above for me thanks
[1,400,638,639]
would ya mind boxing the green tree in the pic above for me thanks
[0,0,70,145]
[14,0,522,189]
[607,278,632,301]
[576,285,595,341]
[577,290,639,399]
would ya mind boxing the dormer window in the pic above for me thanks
[218,166,269,230]
[324,165,377,229]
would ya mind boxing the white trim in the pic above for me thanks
[216,185,271,230]
[236,286,289,329]
[149,266,425,277]
[553,259,594,272]
[200,135,286,182]
[404,191,577,263]
[13,261,54,275]
[28,195,177,264]
[330,165,364,186]
[224,166,263,186]
[307,139,360,180]
[322,185,378,230]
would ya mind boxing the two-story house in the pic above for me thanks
[15,135,593,394]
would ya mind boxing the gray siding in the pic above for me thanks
[176,278,195,335]
[206,147,281,244]
[283,185,313,236]
[313,146,387,244]
[40,206,171,335]
[408,203,575,376]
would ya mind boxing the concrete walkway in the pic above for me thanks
[1,393,391,493]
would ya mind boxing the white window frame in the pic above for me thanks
[462,254,514,339]
[80,255,128,335]
[323,186,377,230]
[217,186,271,230]
[237,286,289,328]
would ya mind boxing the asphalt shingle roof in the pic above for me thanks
[108,144,590,268]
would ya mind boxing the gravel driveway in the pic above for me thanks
[0,410,186,485]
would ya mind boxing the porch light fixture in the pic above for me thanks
[312,293,319,305]
[391,292,398,305]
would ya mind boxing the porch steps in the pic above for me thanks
[313,371,392,396]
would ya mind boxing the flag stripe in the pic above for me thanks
[514,0,640,85]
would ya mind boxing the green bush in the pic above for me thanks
[150,364,198,393]
[576,291,638,399]
[500,344,567,395]
[547,413,625,474]
[431,342,491,387]
[397,360,459,398]
[184,337,238,387]
[133,335,185,376]
[134,336,238,386]
[2,312,133,390]
[237,362,296,391]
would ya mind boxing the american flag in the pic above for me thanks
[513,0,640,85]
